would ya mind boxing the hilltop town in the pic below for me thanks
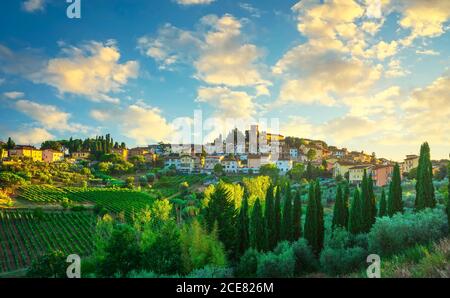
[1,125,448,188]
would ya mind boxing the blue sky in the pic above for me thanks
[0,0,449,161]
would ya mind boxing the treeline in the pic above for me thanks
[40,134,127,157]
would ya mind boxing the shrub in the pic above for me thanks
[368,207,448,256]
[320,246,367,276]
[187,266,234,278]
[71,205,86,212]
[291,239,319,275]
[235,248,259,278]
[257,241,295,278]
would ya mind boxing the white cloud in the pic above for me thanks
[10,128,54,145]
[274,44,382,105]
[175,0,215,5]
[22,0,46,13]
[385,59,409,78]
[138,14,271,91]
[3,91,25,99]
[415,49,440,56]
[196,86,257,118]
[37,40,139,103]
[15,99,89,133]
[91,103,175,145]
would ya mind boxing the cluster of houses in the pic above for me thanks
[0,127,434,187]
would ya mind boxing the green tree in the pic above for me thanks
[332,185,347,230]
[388,164,403,216]
[274,187,282,245]
[205,182,237,254]
[343,182,350,228]
[293,189,302,240]
[368,173,377,225]
[315,180,324,254]
[307,149,317,161]
[236,195,250,257]
[98,224,141,277]
[250,198,265,251]
[213,163,224,176]
[415,142,436,210]
[27,250,66,278]
[304,182,319,255]
[281,185,293,241]
[264,184,276,250]
[378,189,387,217]
[6,137,15,150]
[348,188,363,235]
[360,170,370,232]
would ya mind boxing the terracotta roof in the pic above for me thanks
[349,164,373,170]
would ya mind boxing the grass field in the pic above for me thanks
[0,209,95,273]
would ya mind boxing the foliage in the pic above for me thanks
[0,172,26,188]
[27,250,67,278]
[368,208,448,256]
[348,188,363,234]
[281,185,293,241]
[256,241,295,278]
[332,184,347,230]
[259,164,279,179]
[388,164,403,216]
[187,265,233,278]
[180,220,227,274]
[236,195,249,257]
[291,239,318,275]
[235,248,259,278]
[320,246,367,276]
[97,224,141,277]
[379,189,387,217]
[250,198,265,251]
[293,189,302,240]
[205,182,237,254]
[415,142,436,210]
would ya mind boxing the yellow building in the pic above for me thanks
[42,149,64,163]
[9,146,42,162]
[332,161,356,178]
[349,165,374,185]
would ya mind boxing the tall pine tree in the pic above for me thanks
[315,179,324,254]
[343,182,350,228]
[378,189,387,217]
[304,182,318,254]
[387,164,403,216]
[281,185,293,241]
[293,189,302,240]
[264,184,275,250]
[368,174,377,225]
[250,198,265,251]
[274,187,282,245]
[332,184,347,230]
[236,195,250,257]
[415,142,436,210]
[348,188,363,235]
[360,170,371,233]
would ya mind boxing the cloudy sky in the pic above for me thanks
[0,0,449,161]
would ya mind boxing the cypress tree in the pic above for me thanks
[415,142,436,210]
[250,198,265,251]
[293,189,302,240]
[274,187,282,245]
[304,182,318,254]
[348,188,363,235]
[236,195,250,257]
[387,164,403,216]
[379,189,387,217]
[315,179,324,254]
[368,173,377,226]
[332,184,346,230]
[282,185,293,241]
[343,182,350,228]
[264,184,275,250]
[360,170,370,232]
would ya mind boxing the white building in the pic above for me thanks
[276,159,293,174]
[165,156,181,169]
[222,158,241,173]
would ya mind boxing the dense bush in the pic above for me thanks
[368,207,448,256]
[320,246,367,276]
[236,248,259,278]
[292,239,318,275]
[256,241,295,278]
[187,265,234,278]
